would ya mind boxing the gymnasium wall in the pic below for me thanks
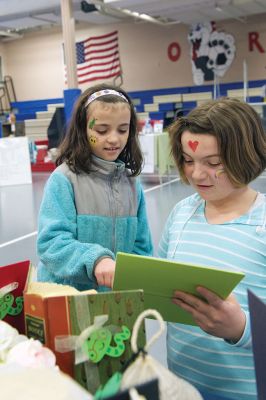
[1,13,266,100]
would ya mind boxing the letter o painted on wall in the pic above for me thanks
[168,42,181,61]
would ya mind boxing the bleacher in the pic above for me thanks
[4,79,265,173]
[128,79,266,126]
[24,103,64,141]
[8,78,266,142]
[10,98,64,141]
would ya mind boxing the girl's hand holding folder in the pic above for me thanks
[172,287,246,342]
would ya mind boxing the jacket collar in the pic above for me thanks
[91,155,126,176]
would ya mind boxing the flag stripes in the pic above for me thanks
[64,30,122,85]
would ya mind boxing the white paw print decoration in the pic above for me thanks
[188,22,236,85]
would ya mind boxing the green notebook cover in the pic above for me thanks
[113,252,245,326]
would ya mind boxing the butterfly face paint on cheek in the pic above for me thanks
[88,117,98,145]
[188,140,199,152]
[89,135,97,145]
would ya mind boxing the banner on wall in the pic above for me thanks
[188,22,236,85]
[64,30,122,85]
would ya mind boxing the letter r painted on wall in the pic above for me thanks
[248,32,265,53]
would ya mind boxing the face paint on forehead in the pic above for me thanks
[88,118,96,129]
[188,140,199,152]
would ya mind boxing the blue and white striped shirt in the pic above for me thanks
[158,192,266,400]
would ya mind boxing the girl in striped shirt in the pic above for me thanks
[159,98,266,399]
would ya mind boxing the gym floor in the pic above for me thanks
[1,169,265,368]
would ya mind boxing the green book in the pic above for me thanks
[113,252,245,326]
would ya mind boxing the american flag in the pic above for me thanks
[65,30,122,85]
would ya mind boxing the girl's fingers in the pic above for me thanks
[196,286,223,307]
[174,288,223,309]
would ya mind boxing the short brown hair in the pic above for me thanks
[56,83,143,176]
[169,97,266,186]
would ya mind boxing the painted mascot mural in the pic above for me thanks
[188,22,236,85]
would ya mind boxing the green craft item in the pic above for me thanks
[82,325,131,363]
[113,252,245,325]
[0,294,24,319]
[94,372,122,400]
[69,290,145,394]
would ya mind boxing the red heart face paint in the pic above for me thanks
[188,140,199,152]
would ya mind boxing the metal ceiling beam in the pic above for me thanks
[86,0,181,25]
[0,30,23,38]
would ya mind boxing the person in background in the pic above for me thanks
[158,98,266,400]
[8,111,16,135]
[37,83,153,291]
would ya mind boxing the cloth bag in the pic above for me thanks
[0,364,92,400]
[120,309,203,400]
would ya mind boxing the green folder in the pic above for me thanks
[113,252,245,326]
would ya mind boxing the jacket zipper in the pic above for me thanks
[110,166,119,253]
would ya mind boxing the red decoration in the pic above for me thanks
[248,32,265,53]
[168,42,181,61]
[0,260,31,334]
[31,140,56,173]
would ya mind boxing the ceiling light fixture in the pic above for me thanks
[81,1,99,13]
[0,30,22,38]
[214,0,246,23]
[89,0,180,25]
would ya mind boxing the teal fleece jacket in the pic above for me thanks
[37,157,153,291]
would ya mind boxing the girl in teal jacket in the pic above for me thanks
[37,84,153,291]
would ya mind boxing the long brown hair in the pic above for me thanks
[56,83,143,176]
[169,97,266,186]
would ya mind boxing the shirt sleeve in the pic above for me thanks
[225,310,252,349]
[37,172,114,287]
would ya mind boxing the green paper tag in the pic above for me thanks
[94,371,122,399]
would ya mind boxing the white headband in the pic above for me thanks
[85,89,129,108]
